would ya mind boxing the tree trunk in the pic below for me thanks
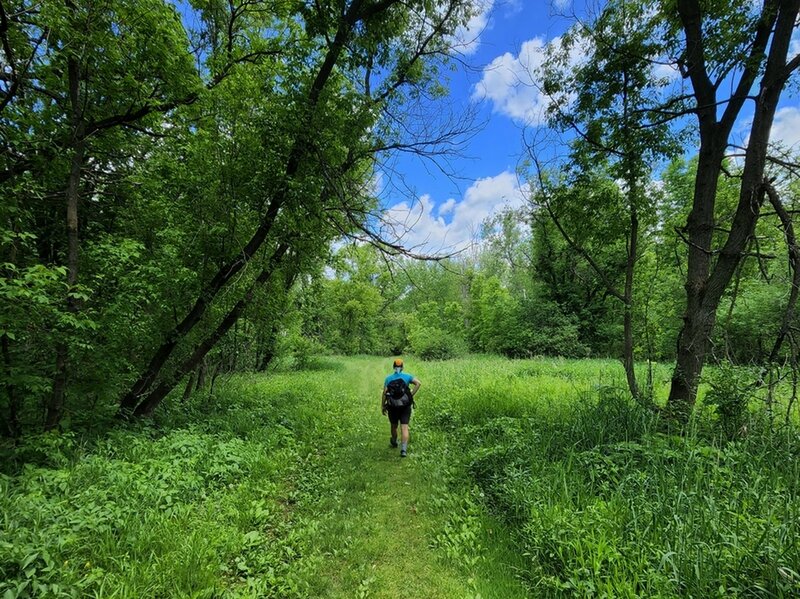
[2,225,20,437]
[181,370,196,402]
[209,360,223,395]
[622,201,639,401]
[765,182,800,364]
[258,321,280,371]
[195,358,207,391]
[2,334,19,437]
[131,245,289,416]
[46,53,85,430]
[667,0,799,418]
[117,199,283,413]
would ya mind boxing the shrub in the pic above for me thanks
[703,364,755,439]
[407,325,466,360]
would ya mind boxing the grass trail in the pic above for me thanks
[305,357,526,599]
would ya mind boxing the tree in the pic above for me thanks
[1,0,204,430]
[118,0,477,417]
[663,0,800,418]
[528,0,800,417]
[1,0,479,429]
[534,0,679,401]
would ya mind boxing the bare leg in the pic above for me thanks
[400,423,409,445]
[400,423,410,456]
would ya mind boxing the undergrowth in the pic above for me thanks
[2,356,799,598]
[0,371,348,598]
[414,357,800,597]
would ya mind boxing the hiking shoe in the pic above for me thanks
[400,449,407,458]
[390,438,398,448]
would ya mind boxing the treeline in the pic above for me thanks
[281,154,798,370]
[2,0,800,435]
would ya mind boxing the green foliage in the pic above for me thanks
[278,329,329,371]
[2,0,481,428]
[703,364,756,439]
[406,300,468,359]
[430,487,485,571]
[2,356,799,597]
[408,323,466,360]
[0,367,355,597]
[416,356,800,597]
[530,213,621,355]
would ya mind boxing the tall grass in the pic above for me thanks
[2,356,798,597]
[415,356,800,597]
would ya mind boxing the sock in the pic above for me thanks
[390,436,397,446]
[401,442,407,452]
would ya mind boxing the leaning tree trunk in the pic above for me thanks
[132,245,289,416]
[764,182,800,364]
[119,5,362,415]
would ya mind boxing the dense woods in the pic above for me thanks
[1,0,799,596]
[1,0,479,431]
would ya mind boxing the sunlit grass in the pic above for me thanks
[2,355,798,597]
[413,355,800,597]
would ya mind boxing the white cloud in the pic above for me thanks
[652,60,680,82]
[771,106,800,150]
[473,35,588,126]
[368,170,385,197]
[439,197,457,216]
[453,0,494,55]
[552,0,571,10]
[384,171,528,253]
[472,37,549,125]
[790,28,800,63]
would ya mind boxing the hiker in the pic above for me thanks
[381,358,421,458]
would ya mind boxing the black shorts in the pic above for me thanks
[387,404,412,425]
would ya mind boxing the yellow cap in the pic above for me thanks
[393,358,403,368]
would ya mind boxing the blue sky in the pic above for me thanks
[380,0,800,255]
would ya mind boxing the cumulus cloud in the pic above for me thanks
[771,106,800,150]
[473,35,590,126]
[475,27,680,126]
[452,0,494,55]
[383,171,528,253]
[438,198,457,216]
[472,38,550,125]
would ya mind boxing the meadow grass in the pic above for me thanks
[1,355,798,597]
[414,355,800,597]
[1,369,353,598]
[0,356,524,598]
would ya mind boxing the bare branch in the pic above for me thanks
[764,179,800,363]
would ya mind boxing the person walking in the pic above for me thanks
[381,358,421,458]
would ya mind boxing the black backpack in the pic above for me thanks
[386,378,413,408]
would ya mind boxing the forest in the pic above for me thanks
[1,0,800,597]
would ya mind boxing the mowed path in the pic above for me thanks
[307,357,517,599]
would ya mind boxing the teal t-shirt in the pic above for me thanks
[384,372,414,387]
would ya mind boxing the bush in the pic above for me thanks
[278,331,327,370]
[407,325,466,360]
[703,364,755,439]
